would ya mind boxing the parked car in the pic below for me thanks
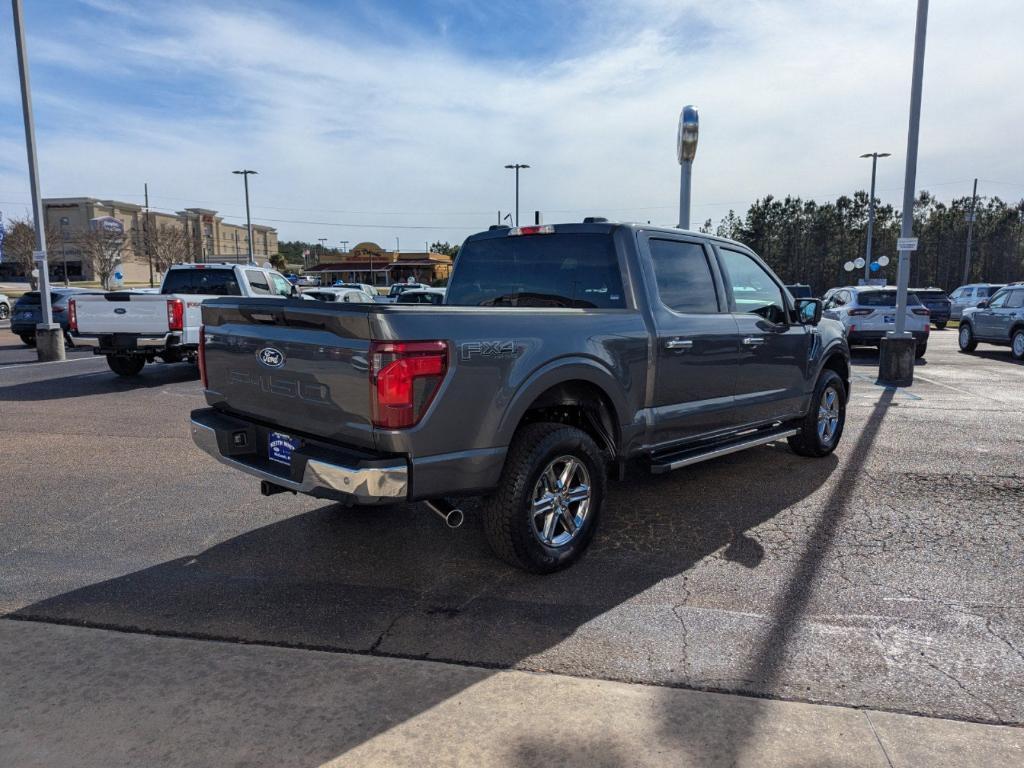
[785,284,813,299]
[910,287,952,328]
[395,287,446,305]
[10,288,96,346]
[383,282,429,302]
[191,221,850,572]
[70,263,299,377]
[822,285,930,357]
[303,287,376,304]
[0,292,10,321]
[296,275,321,287]
[958,284,1024,360]
[949,283,1005,320]
[332,281,377,295]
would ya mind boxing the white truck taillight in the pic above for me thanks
[167,298,184,331]
[68,299,78,332]
[369,340,448,428]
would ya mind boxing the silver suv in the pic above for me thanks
[958,284,1024,360]
[949,283,1005,320]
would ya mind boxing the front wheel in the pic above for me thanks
[19,333,35,347]
[1012,329,1024,361]
[958,323,978,352]
[106,354,145,377]
[0,304,9,320]
[788,370,846,458]
[482,423,606,573]
[915,341,927,359]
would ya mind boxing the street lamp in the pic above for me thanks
[677,105,699,229]
[232,169,257,264]
[504,163,530,226]
[859,152,891,282]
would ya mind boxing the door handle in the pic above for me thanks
[742,336,766,347]
[665,339,694,350]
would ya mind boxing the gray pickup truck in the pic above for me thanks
[191,222,850,572]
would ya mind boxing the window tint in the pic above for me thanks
[1005,290,1024,309]
[979,286,1003,297]
[246,270,271,295]
[648,239,719,313]
[856,290,921,307]
[446,233,626,308]
[987,291,1009,308]
[719,249,786,324]
[270,274,293,297]
[161,268,241,296]
[915,290,947,300]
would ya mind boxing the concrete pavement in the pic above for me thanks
[2,619,1020,768]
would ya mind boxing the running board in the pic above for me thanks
[650,428,798,474]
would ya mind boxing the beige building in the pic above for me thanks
[40,197,278,283]
[307,241,453,287]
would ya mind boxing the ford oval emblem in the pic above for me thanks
[257,347,285,368]
[114,307,127,315]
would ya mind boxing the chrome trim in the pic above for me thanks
[73,335,170,349]
[742,336,766,346]
[652,428,799,473]
[665,339,694,350]
[190,418,408,501]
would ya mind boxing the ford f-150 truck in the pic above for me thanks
[71,263,298,376]
[191,222,850,572]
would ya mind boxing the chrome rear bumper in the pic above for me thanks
[190,411,408,502]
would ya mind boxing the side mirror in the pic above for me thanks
[795,298,822,325]
[976,300,989,309]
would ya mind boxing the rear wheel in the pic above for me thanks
[19,333,35,347]
[915,341,927,359]
[788,370,846,458]
[958,323,978,352]
[106,354,145,377]
[1011,329,1024,361]
[482,423,606,573]
[934,321,947,330]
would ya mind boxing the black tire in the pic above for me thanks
[481,423,606,573]
[1011,329,1024,362]
[915,341,927,359]
[934,321,947,330]
[788,369,846,458]
[958,322,978,352]
[19,333,35,347]
[106,354,145,377]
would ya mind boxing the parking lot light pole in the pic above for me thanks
[504,164,529,226]
[232,169,257,264]
[12,0,63,361]
[860,152,891,282]
[880,0,929,386]
[677,105,699,230]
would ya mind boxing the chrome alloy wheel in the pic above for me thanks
[1013,331,1024,359]
[817,386,840,445]
[531,455,592,548]
[960,325,972,348]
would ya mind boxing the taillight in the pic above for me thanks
[68,299,77,330]
[912,308,930,316]
[198,325,208,389]
[508,225,554,236]
[167,298,184,331]
[369,340,448,429]
[848,308,872,316]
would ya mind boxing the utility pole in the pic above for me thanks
[962,177,979,285]
[232,169,257,264]
[504,164,530,226]
[880,0,929,385]
[317,237,327,266]
[340,240,348,253]
[12,0,62,361]
[677,106,699,229]
[860,152,891,281]
[144,182,153,286]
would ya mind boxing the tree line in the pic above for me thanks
[700,191,1024,292]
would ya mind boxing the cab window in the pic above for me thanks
[270,273,293,297]
[648,239,719,313]
[719,249,787,324]
[245,270,272,295]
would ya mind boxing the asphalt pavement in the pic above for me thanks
[1,326,1022,764]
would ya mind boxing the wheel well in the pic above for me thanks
[517,380,619,457]
[1012,323,1024,338]
[822,353,850,396]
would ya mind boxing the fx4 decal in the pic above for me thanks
[460,340,518,361]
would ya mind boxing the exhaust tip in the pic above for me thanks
[445,508,464,529]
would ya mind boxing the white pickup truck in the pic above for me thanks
[70,263,298,376]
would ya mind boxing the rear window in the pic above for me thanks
[857,290,923,307]
[914,290,948,300]
[14,292,69,305]
[446,233,626,308]
[161,268,241,296]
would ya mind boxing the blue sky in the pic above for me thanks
[2,0,1022,248]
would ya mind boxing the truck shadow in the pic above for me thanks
[10,441,838,764]
[0,363,199,400]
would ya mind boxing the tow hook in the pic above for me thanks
[424,499,464,529]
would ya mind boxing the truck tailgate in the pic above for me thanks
[201,298,377,450]
[73,293,172,334]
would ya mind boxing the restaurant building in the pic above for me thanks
[306,241,453,286]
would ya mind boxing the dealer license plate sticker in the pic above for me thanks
[268,431,298,466]
[883,314,895,323]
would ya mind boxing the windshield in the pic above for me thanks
[161,268,241,296]
[857,290,923,307]
[446,233,626,308]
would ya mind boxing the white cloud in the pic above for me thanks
[2,0,1022,246]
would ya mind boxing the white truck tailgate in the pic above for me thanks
[74,294,172,334]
